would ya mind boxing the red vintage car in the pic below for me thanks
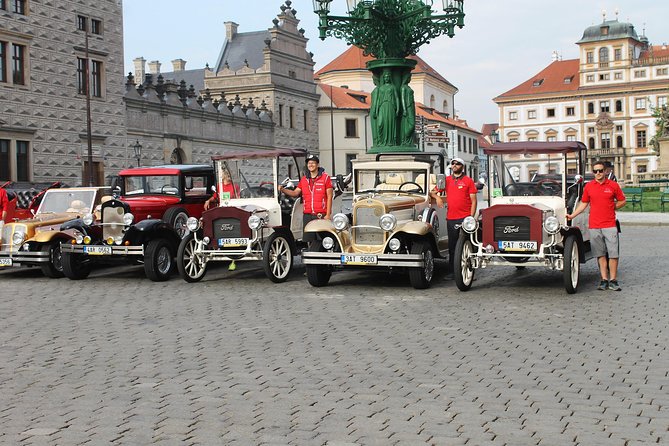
[114,165,215,238]
[1,181,61,222]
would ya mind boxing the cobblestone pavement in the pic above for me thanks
[1,227,668,446]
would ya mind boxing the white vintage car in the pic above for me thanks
[454,141,594,294]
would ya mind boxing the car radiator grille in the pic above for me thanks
[1,224,21,252]
[354,206,384,245]
[213,218,243,240]
[102,206,125,241]
[493,216,531,241]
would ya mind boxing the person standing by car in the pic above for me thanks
[204,169,240,271]
[567,160,626,291]
[430,157,478,279]
[278,154,333,242]
[604,161,618,182]
[0,186,8,233]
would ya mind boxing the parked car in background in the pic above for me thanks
[0,187,110,277]
[301,152,448,289]
[454,141,593,294]
[114,165,215,238]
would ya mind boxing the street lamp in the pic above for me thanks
[132,140,142,167]
[313,0,465,153]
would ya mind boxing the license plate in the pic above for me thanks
[498,241,537,251]
[218,238,248,247]
[84,246,112,255]
[0,258,12,267]
[341,254,378,265]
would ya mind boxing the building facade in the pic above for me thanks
[1,0,126,185]
[495,17,669,184]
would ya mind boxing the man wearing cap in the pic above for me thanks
[430,157,478,279]
[279,154,333,242]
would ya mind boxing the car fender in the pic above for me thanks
[304,220,351,251]
[128,219,181,249]
[32,230,71,243]
[561,226,586,262]
[60,218,87,233]
[395,220,432,236]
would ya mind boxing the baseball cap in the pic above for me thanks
[306,154,320,163]
[450,157,465,165]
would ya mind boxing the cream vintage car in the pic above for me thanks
[302,153,448,289]
[0,187,110,277]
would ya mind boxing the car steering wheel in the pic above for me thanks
[536,179,561,195]
[399,181,424,193]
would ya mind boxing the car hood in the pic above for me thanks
[360,194,427,211]
[121,195,181,210]
[15,212,82,226]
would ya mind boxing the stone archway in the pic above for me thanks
[170,147,185,164]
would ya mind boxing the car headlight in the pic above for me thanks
[322,236,335,250]
[388,237,401,251]
[544,216,560,234]
[83,213,94,226]
[332,213,348,231]
[379,213,397,232]
[12,231,25,245]
[114,236,123,245]
[248,214,263,230]
[186,217,200,232]
[123,213,134,225]
[75,234,84,244]
[462,216,478,233]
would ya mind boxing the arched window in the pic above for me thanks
[442,99,448,113]
[599,47,609,63]
[588,137,595,150]
[587,102,594,114]
[616,135,623,148]
[615,100,623,112]
[430,95,435,109]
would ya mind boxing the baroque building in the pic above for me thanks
[495,16,669,184]
[0,0,126,185]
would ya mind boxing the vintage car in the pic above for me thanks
[301,153,448,289]
[454,141,593,294]
[1,181,62,222]
[114,164,215,238]
[177,148,333,283]
[59,194,182,282]
[0,187,109,277]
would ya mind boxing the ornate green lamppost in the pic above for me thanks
[313,0,465,153]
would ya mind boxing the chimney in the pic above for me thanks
[172,59,187,72]
[148,60,161,74]
[133,57,146,85]
[225,21,239,41]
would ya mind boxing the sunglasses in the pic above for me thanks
[593,169,605,173]
[451,161,463,166]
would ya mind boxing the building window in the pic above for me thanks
[601,132,611,149]
[527,110,536,119]
[508,111,517,120]
[599,47,609,63]
[547,135,557,142]
[289,107,295,128]
[546,108,555,118]
[634,70,646,78]
[586,52,594,64]
[278,104,283,127]
[16,140,29,181]
[509,138,518,143]
[532,79,544,87]
[566,135,576,142]
[91,60,102,97]
[345,119,358,138]
[588,127,595,134]
[616,135,623,148]
[637,165,647,173]
[636,130,647,148]
[0,139,9,180]
[345,153,356,175]
[12,0,25,14]
[615,100,623,112]
[659,97,668,108]
[11,43,25,85]
[600,101,610,113]
[0,139,30,181]
[527,137,537,142]
[564,76,573,84]
[0,41,6,83]
[77,58,87,94]
[442,100,448,112]
[566,106,575,116]
[303,110,308,131]
[599,73,610,81]
[91,19,102,35]
[657,67,669,76]
[635,98,646,110]
[77,15,87,31]
[615,125,623,132]
[614,48,622,61]
[587,102,594,114]
[588,137,595,149]
[614,72,623,80]
[586,75,594,83]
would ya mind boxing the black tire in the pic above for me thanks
[144,238,173,282]
[177,233,208,283]
[454,234,475,291]
[163,207,189,239]
[61,251,91,280]
[409,240,434,289]
[40,240,65,278]
[262,231,294,283]
[305,240,332,287]
[563,235,580,294]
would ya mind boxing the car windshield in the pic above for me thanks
[38,190,96,214]
[215,156,300,199]
[488,153,578,198]
[354,168,430,195]
[124,175,180,196]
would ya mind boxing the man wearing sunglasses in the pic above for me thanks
[567,160,626,291]
[430,157,478,280]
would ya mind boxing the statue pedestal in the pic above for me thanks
[659,137,669,171]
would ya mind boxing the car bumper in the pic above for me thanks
[60,244,144,256]
[302,251,425,268]
[196,248,264,263]
[0,250,50,267]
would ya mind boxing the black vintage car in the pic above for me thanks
[59,197,181,281]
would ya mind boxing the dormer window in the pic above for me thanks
[347,93,367,104]
[601,26,609,36]
[532,79,544,87]
[564,76,573,84]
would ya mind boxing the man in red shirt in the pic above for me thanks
[567,160,626,291]
[431,157,477,279]
[279,154,333,243]
[0,186,8,230]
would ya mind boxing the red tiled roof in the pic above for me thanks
[496,59,580,100]
[480,123,499,136]
[640,44,669,61]
[316,46,455,88]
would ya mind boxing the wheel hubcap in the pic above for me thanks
[185,240,204,277]
[157,246,171,274]
[271,238,290,278]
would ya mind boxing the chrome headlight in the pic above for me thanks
[248,214,263,230]
[388,237,401,251]
[544,216,560,234]
[83,213,94,226]
[322,236,335,250]
[379,213,397,232]
[114,236,123,245]
[12,231,25,245]
[75,234,84,244]
[332,213,348,231]
[123,213,134,225]
[462,216,478,233]
[186,217,200,232]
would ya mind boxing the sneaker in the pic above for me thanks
[228,261,237,271]
[607,279,621,291]
[597,280,608,291]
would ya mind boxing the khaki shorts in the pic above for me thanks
[590,227,619,258]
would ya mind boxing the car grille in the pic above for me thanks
[102,205,125,241]
[493,216,531,241]
[1,224,23,252]
[213,218,243,240]
[354,206,384,245]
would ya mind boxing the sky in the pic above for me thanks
[123,1,668,132]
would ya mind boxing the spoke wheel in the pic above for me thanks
[262,232,293,283]
[409,240,434,289]
[177,233,208,283]
[563,235,580,294]
[454,234,475,291]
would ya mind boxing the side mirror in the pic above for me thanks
[436,174,446,190]
[211,185,216,193]
[476,177,486,191]
[185,177,194,190]
[112,186,121,198]
[574,174,584,184]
